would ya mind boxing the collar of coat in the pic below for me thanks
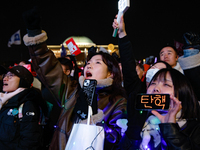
[79,75,113,88]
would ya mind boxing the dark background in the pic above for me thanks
[1,0,200,66]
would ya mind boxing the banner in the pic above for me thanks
[8,30,21,47]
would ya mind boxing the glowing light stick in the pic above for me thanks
[113,0,130,37]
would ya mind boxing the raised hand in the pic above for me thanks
[112,14,127,38]
[22,7,41,30]
[151,95,182,123]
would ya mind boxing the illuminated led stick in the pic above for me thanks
[113,0,130,37]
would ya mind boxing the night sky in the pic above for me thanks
[1,0,200,65]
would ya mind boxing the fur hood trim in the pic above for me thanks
[79,75,113,88]
[23,30,48,46]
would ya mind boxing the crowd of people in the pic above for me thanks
[0,7,200,150]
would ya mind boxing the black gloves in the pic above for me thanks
[22,7,42,37]
[73,89,98,121]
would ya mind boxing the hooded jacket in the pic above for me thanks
[0,88,45,150]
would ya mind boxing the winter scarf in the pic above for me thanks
[0,88,25,109]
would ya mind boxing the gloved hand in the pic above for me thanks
[73,89,98,120]
[22,6,42,37]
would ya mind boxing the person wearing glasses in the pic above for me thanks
[0,65,47,150]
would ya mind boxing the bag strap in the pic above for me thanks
[18,103,24,119]
[87,105,93,125]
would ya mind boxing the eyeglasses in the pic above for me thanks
[3,73,15,79]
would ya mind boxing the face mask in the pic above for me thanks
[146,68,159,83]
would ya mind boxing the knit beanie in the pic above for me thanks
[5,66,33,88]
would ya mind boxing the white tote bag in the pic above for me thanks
[65,106,105,150]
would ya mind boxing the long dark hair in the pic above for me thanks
[149,68,200,120]
[87,51,127,101]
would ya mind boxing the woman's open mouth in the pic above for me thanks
[86,71,92,78]
[3,83,8,87]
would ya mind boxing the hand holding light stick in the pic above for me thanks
[112,0,130,37]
